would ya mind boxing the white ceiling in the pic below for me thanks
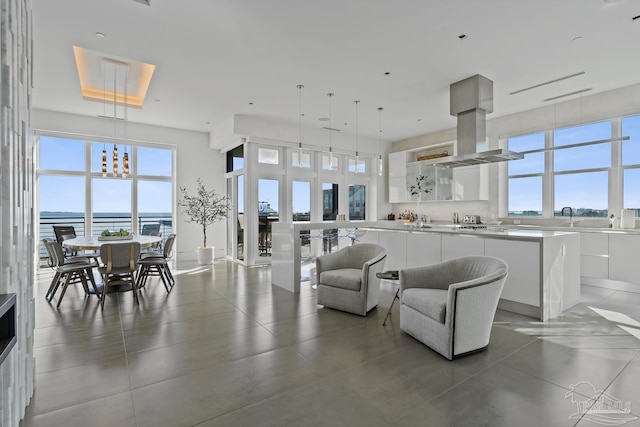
[32,0,640,148]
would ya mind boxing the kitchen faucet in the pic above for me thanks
[561,207,578,226]
[561,207,573,220]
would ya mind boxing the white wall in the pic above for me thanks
[390,82,640,223]
[32,109,227,261]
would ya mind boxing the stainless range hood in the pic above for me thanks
[425,75,523,167]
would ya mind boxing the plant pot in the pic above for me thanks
[197,246,214,265]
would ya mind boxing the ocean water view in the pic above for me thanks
[39,211,173,259]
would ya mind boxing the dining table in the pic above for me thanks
[62,234,162,251]
[62,234,163,293]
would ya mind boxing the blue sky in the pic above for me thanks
[39,137,172,213]
[508,117,640,213]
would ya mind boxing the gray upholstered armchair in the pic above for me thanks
[400,256,508,360]
[316,243,387,316]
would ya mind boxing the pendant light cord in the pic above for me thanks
[354,100,360,173]
[327,93,334,169]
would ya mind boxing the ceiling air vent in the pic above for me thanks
[543,88,593,102]
[509,71,585,95]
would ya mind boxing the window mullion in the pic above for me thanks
[543,129,554,218]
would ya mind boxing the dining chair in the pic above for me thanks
[97,242,141,309]
[137,233,175,293]
[53,225,79,258]
[52,225,99,262]
[42,238,100,307]
[141,223,161,235]
[141,230,162,256]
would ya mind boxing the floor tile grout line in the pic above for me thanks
[500,338,639,407]
[117,289,140,426]
[595,352,640,416]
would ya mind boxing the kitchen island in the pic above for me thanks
[271,221,580,321]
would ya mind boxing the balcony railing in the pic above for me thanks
[38,214,172,259]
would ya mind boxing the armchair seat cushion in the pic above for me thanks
[319,268,362,291]
[402,288,448,323]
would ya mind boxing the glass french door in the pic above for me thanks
[257,179,279,258]
[226,174,245,262]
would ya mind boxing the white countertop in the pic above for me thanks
[504,224,640,235]
[356,222,574,241]
[276,221,575,241]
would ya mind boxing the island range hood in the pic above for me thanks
[424,74,523,167]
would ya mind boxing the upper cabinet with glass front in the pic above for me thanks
[389,144,488,202]
[406,162,452,202]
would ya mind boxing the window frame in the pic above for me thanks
[503,117,633,219]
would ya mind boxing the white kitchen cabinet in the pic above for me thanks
[357,229,379,244]
[452,164,488,201]
[406,163,453,202]
[388,151,408,178]
[441,235,485,260]
[485,239,540,307]
[609,234,640,283]
[389,148,489,202]
[389,152,409,203]
[378,230,407,271]
[435,167,453,201]
[406,233,441,268]
[580,232,608,279]
[389,176,409,203]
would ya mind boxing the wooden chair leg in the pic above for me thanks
[131,272,139,305]
[79,272,90,294]
[86,268,100,300]
[159,265,171,293]
[56,273,73,307]
[100,273,108,309]
[138,265,149,289]
[46,271,63,302]
[165,266,175,286]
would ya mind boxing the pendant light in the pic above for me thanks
[122,71,129,178]
[112,66,118,177]
[377,107,384,176]
[327,92,336,170]
[122,146,129,178]
[102,144,107,177]
[101,67,108,177]
[297,84,304,168]
[353,100,360,174]
[112,144,118,176]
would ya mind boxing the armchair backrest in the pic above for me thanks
[345,243,387,269]
[447,256,508,356]
[444,256,508,286]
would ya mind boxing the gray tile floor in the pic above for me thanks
[21,260,640,427]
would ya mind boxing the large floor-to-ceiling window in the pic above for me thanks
[506,114,640,219]
[36,134,175,258]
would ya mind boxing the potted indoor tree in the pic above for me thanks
[178,178,230,264]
